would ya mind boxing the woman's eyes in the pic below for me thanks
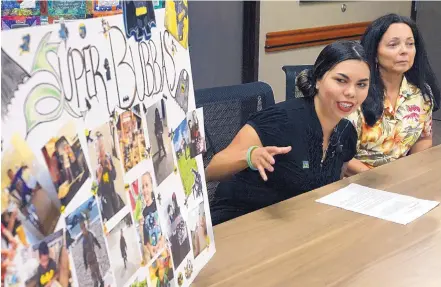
[335,78,367,88]
[388,42,415,47]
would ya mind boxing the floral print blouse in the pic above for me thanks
[347,77,433,168]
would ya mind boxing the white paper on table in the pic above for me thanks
[316,183,439,225]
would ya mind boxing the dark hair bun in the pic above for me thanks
[296,69,316,98]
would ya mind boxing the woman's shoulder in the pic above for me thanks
[275,97,312,112]
[340,118,358,139]
[248,98,310,124]
[338,118,358,162]
[401,77,434,111]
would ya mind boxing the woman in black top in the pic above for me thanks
[206,41,371,225]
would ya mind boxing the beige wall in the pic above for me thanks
[259,1,412,103]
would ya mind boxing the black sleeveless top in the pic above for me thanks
[210,97,357,225]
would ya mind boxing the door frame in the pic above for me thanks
[242,1,260,83]
[411,0,417,21]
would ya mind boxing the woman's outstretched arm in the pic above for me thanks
[205,124,261,182]
[205,124,291,182]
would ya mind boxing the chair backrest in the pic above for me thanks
[282,65,313,101]
[195,81,275,200]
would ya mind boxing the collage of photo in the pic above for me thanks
[1,6,215,287]
[2,97,212,287]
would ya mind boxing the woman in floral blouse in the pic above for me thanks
[346,14,440,175]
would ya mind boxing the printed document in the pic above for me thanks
[316,183,439,224]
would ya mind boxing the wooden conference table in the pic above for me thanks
[194,145,441,287]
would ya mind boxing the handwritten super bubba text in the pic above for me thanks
[5,17,182,139]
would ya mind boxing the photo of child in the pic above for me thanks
[145,100,174,185]
[2,134,61,239]
[87,123,126,224]
[65,197,112,287]
[115,105,147,173]
[14,229,72,287]
[127,172,165,265]
[187,109,206,158]
[106,213,141,287]
[188,202,209,259]
[148,248,174,287]
[41,120,90,207]
[163,192,190,270]
[172,118,203,201]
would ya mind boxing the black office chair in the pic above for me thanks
[282,65,313,101]
[195,81,275,201]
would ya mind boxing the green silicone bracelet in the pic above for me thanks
[247,146,259,171]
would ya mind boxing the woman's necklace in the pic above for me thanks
[320,121,350,167]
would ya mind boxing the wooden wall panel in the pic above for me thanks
[265,21,371,52]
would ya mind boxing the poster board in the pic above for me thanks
[1,2,215,287]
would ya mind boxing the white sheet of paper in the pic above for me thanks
[316,183,439,225]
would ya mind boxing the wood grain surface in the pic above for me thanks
[194,145,441,287]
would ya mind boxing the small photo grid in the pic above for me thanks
[65,196,113,287]
[144,100,174,185]
[126,171,166,266]
[115,105,147,173]
[172,118,204,204]
[148,248,175,287]
[186,109,206,158]
[188,201,209,259]
[41,120,90,207]
[106,213,141,287]
[2,133,61,239]
[86,121,127,224]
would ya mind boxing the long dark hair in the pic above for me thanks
[360,13,440,126]
[296,40,369,98]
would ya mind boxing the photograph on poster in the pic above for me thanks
[2,134,61,238]
[144,100,174,185]
[163,191,190,269]
[41,120,90,207]
[87,122,127,223]
[115,106,147,173]
[0,0,41,17]
[174,69,190,113]
[127,171,165,265]
[1,208,30,247]
[148,248,175,287]
[128,271,148,287]
[65,196,112,287]
[47,0,87,17]
[188,201,209,259]
[172,118,203,201]
[164,0,189,49]
[18,229,72,287]
[106,212,141,287]
[187,109,206,158]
